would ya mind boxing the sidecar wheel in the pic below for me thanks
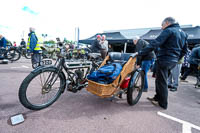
[127,69,144,106]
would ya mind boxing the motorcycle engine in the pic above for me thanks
[75,69,84,80]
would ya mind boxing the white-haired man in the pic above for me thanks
[133,36,155,92]
[27,27,42,68]
[100,35,108,59]
[138,17,188,109]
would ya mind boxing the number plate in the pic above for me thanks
[42,59,52,65]
[32,59,53,69]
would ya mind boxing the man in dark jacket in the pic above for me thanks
[108,44,113,52]
[133,36,155,92]
[0,34,8,60]
[180,45,200,85]
[138,17,188,109]
[91,35,106,59]
[0,34,7,48]
[91,35,104,53]
[20,38,26,48]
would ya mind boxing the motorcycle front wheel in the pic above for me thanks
[18,67,65,110]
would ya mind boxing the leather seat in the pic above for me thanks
[109,52,137,62]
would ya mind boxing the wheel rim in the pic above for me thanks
[131,72,143,99]
[26,71,62,107]
[25,53,31,59]
[8,50,20,60]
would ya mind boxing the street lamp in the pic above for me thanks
[42,34,48,42]
[42,34,47,38]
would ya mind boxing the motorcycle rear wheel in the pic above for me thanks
[7,49,21,61]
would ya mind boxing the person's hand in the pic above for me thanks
[136,65,140,69]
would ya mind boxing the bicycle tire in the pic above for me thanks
[127,69,144,106]
[19,67,66,110]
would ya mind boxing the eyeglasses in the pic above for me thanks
[161,21,167,27]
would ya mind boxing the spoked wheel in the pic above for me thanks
[127,69,145,106]
[25,52,31,59]
[19,67,66,110]
[7,49,21,61]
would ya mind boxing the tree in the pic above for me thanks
[43,40,56,44]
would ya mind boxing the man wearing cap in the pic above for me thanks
[138,17,188,109]
[91,35,105,53]
[133,36,155,92]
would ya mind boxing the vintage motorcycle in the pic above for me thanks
[16,45,31,60]
[18,42,144,110]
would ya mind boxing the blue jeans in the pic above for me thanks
[141,59,154,90]
[168,64,182,88]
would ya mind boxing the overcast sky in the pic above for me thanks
[0,0,200,43]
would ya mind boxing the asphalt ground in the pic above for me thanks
[0,58,200,133]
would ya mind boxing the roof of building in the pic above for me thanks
[141,26,200,44]
[79,25,196,45]
[104,25,193,39]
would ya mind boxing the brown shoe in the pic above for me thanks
[147,97,159,106]
[147,97,158,101]
[147,97,167,109]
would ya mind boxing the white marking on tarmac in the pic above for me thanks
[11,65,29,69]
[158,111,200,133]
[22,65,29,68]
[11,67,21,69]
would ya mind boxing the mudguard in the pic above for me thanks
[129,68,144,88]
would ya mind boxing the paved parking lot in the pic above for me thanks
[0,58,200,133]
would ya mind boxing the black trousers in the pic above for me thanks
[181,64,199,80]
[181,66,190,76]
[100,50,107,59]
[155,60,176,108]
[152,60,157,76]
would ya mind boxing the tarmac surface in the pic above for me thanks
[0,58,200,133]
